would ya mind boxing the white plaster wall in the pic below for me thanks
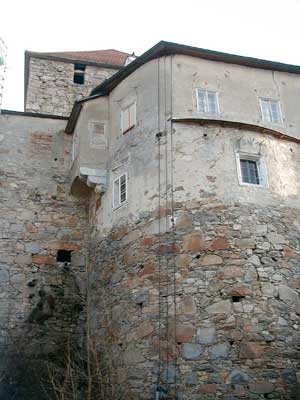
[172,54,300,139]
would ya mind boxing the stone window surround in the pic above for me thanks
[235,150,268,188]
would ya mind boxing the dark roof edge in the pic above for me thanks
[172,117,300,144]
[65,94,105,134]
[1,109,68,120]
[91,40,300,96]
[26,51,123,69]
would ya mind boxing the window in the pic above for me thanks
[259,98,282,125]
[113,173,128,209]
[196,89,219,114]
[73,63,86,85]
[89,121,106,148]
[121,102,136,133]
[235,152,267,187]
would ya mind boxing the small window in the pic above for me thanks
[89,122,106,148]
[259,98,282,125]
[236,152,267,187]
[196,89,219,114]
[113,173,128,209]
[73,63,86,85]
[121,102,136,133]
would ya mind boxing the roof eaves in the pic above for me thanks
[91,40,300,96]
[26,51,123,69]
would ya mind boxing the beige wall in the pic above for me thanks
[72,55,300,233]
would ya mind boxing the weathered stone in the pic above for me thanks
[182,232,205,252]
[111,270,124,284]
[239,342,263,359]
[227,285,251,297]
[170,323,196,342]
[176,213,193,229]
[182,343,202,359]
[278,284,299,302]
[200,254,223,266]
[244,265,258,282]
[127,321,154,341]
[197,326,216,344]
[227,369,252,384]
[198,384,216,393]
[218,266,245,279]
[261,283,274,297]
[32,254,55,265]
[236,238,256,249]
[266,233,286,245]
[124,344,145,364]
[249,382,274,394]
[175,254,192,268]
[209,237,229,250]
[206,300,231,314]
[210,343,229,360]
[248,255,260,266]
[182,296,197,315]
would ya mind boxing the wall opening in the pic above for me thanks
[56,250,72,263]
[73,63,86,85]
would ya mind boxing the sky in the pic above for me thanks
[1,0,300,111]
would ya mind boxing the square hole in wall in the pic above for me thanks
[56,250,72,263]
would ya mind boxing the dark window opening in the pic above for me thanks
[56,250,72,263]
[240,159,260,184]
[231,295,245,303]
[73,63,86,85]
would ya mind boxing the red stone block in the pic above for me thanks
[209,236,229,250]
[32,254,55,265]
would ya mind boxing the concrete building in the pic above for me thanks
[0,41,300,399]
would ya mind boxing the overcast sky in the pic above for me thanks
[2,0,300,111]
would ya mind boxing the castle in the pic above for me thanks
[0,41,300,399]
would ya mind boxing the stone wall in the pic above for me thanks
[25,57,119,116]
[0,112,89,399]
[89,199,300,399]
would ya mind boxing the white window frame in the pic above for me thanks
[235,151,268,188]
[196,88,220,115]
[113,173,128,210]
[121,101,136,134]
[259,98,283,126]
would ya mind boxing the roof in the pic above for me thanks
[65,40,300,134]
[30,49,129,66]
[24,48,129,109]
[90,40,300,97]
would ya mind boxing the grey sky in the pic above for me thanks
[2,0,300,111]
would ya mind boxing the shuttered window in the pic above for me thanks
[259,99,282,125]
[113,173,128,209]
[121,102,136,133]
[196,89,219,114]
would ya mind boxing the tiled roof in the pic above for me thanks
[38,49,129,66]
